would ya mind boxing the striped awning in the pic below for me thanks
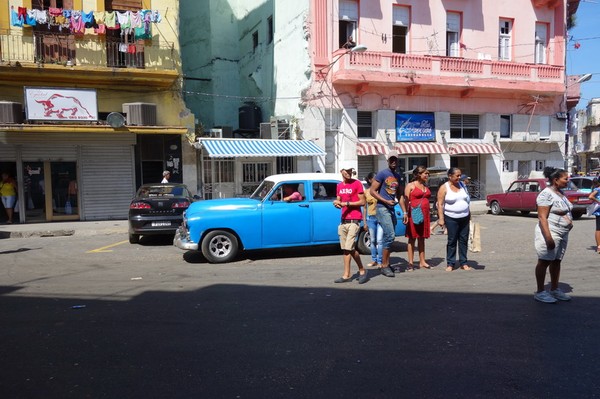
[356,142,389,156]
[197,138,326,158]
[395,142,448,154]
[449,143,501,155]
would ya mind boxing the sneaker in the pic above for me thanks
[380,266,395,278]
[534,291,558,303]
[358,272,369,284]
[550,289,572,301]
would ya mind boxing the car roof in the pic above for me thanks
[265,173,342,183]
[139,183,188,188]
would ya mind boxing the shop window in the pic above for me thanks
[357,111,373,138]
[392,5,409,54]
[500,115,512,138]
[450,114,480,139]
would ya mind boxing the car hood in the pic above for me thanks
[184,197,261,218]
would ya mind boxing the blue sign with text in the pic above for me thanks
[396,112,435,142]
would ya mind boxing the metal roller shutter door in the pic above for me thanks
[21,145,78,161]
[0,144,17,161]
[81,146,135,220]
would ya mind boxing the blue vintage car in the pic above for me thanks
[174,173,406,263]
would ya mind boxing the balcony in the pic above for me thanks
[0,32,178,89]
[331,50,565,97]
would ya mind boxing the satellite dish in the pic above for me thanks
[107,112,126,128]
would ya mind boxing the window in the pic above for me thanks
[535,160,545,171]
[202,159,234,199]
[267,16,273,44]
[446,12,461,57]
[312,182,338,201]
[535,23,547,64]
[357,111,373,138]
[242,162,271,195]
[498,19,512,61]
[500,115,512,138]
[392,6,409,54]
[339,0,358,48]
[539,116,550,139]
[252,31,259,53]
[503,160,513,172]
[450,114,480,139]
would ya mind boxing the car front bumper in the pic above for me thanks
[173,226,199,251]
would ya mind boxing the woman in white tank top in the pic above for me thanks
[436,168,472,272]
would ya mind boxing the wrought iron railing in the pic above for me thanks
[0,32,175,70]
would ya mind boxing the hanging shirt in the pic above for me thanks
[11,8,24,27]
[49,7,63,17]
[116,11,131,29]
[93,11,105,24]
[82,11,95,28]
[70,11,85,34]
[32,9,48,24]
[104,11,117,28]
[25,10,37,26]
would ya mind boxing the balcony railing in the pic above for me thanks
[338,51,563,85]
[0,32,175,70]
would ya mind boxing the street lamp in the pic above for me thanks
[317,44,368,172]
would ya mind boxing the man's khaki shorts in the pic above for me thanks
[338,222,360,251]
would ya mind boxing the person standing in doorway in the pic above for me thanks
[161,170,170,183]
[436,167,472,272]
[333,166,368,284]
[369,150,408,277]
[1,172,17,224]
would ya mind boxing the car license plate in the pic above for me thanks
[152,221,171,227]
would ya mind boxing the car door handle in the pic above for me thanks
[299,204,309,208]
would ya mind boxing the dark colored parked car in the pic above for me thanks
[128,183,198,244]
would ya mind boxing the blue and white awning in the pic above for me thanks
[196,138,326,158]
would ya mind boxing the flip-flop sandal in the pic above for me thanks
[445,266,454,272]
[461,265,473,271]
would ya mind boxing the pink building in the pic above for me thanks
[304,0,581,195]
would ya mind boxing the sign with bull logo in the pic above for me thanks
[24,87,98,121]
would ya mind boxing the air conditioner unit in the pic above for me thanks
[122,103,157,126]
[0,102,23,124]
[260,123,272,139]
[206,128,223,138]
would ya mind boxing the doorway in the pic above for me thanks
[23,161,79,222]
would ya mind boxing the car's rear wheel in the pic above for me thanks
[490,201,502,215]
[356,229,370,255]
[129,233,140,244]
[201,230,239,263]
[572,211,584,220]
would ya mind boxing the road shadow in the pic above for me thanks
[0,284,598,398]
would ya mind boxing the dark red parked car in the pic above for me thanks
[486,178,590,219]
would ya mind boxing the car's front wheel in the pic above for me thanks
[356,229,370,255]
[201,230,239,263]
[490,201,502,215]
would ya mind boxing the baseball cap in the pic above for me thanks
[387,149,399,160]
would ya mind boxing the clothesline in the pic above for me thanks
[10,6,162,38]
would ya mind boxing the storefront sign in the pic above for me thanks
[24,87,98,121]
[396,112,435,142]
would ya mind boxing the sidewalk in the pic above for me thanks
[0,200,490,239]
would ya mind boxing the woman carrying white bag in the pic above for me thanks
[587,178,600,254]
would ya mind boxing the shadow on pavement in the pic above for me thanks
[0,283,599,398]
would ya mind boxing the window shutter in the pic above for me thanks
[463,115,479,128]
[446,12,460,32]
[393,6,409,26]
[339,0,358,21]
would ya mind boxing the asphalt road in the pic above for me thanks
[1,214,599,398]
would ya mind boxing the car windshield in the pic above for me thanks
[250,180,275,200]
[137,185,189,198]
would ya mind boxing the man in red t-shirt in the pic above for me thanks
[334,166,368,284]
